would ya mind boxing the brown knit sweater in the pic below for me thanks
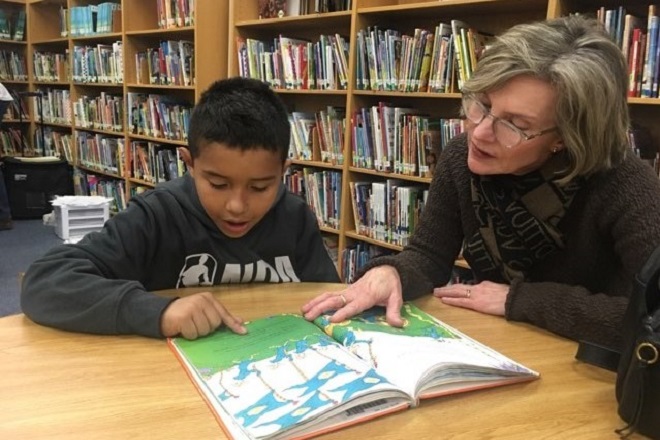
[360,133,660,350]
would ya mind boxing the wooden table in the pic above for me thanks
[0,283,629,439]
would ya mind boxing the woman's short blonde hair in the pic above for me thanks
[462,16,629,182]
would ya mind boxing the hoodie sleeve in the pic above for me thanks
[21,199,176,338]
[294,208,341,282]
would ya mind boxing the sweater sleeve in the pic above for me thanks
[295,207,341,282]
[356,136,468,299]
[21,199,176,338]
[506,157,660,350]
[506,279,629,349]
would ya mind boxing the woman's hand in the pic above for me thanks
[433,281,509,316]
[160,291,246,339]
[301,265,405,326]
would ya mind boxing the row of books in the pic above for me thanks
[35,88,72,125]
[67,3,121,37]
[73,93,124,133]
[342,242,393,283]
[34,90,193,142]
[32,42,193,87]
[34,128,73,162]
[0,8,25,41]
[33,51,69,83]
[236,34,350,90]
[127,93,192,141]
[322,234,339,269]
[0,127,28,156]
[135,40,194,87]
[72,43,124,84]
[350,180,429,248]
[288,107,345,164]
[355,21,488,92]
[0,50,27,81]
[76,130,125,177]
[352,103,465,176]
[2,124,66,160]
[598,5,660,98]
[1,120,62,159]
[130,141,186,184]
[629,121,660,176]
[157,0,194,29]
[3,90,28,120]
[285,167,342,230]
[73,168,126,212]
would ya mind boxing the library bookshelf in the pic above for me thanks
[0,0,30,155]
[228,0,660,281]
[8,0,228,212]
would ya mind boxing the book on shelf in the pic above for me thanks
[449,20,491,91]
[428,22,454,93]
[0,9,10,40]
[12,9,26,41]
[169,303,538,440]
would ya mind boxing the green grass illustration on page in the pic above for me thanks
[315,303,460,344]
[173,313,333,376]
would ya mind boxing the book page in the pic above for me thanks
[169,314,410,440]
[315,304,538,403]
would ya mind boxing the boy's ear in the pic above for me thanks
[282,159,291,174]
[178,147,194,173]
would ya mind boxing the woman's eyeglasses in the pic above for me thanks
[461,96,558,148]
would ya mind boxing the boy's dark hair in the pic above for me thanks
[187,77,290,161]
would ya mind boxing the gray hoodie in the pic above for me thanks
[21,174,339,338]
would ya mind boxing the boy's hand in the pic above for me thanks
[161,291,247,339]
[301,265,405,327]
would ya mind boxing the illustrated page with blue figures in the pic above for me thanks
[170,314,411,440]
[315,303,538,402]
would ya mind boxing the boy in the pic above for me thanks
[21,77,340,339]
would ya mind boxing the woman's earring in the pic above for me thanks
[552,146,559,154]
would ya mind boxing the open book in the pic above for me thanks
[169,303,538,439]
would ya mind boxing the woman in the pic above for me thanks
[302,16,660,350]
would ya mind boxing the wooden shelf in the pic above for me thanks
[124,26,194,37]
[628,97,660,105]
[74,126,124,137]
[76,164,122,180]
[128,177,156,188]
[235,11,351,30]
[70,32,122,42]
[348,166,432,184]
[31,37,68,45]
[125,83,195,91]
[290,159,343,170]
[0,39,27,45]
[345,230,404,251]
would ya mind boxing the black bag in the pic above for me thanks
[2,156,73,219]
[615,246,660,439]
[577,246,660,439]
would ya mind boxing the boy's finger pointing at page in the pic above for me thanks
[210,299,247,335]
